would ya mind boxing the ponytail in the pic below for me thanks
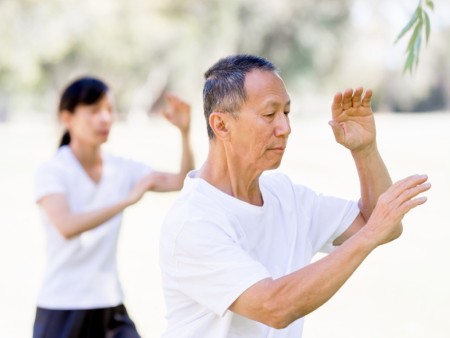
[59,130,71,148]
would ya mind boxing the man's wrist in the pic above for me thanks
[351,141,378,160]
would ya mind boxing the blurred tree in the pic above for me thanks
[0,0,353,119]
[0,0,171,118]
[155,0,353,113]
[0,0,448,120]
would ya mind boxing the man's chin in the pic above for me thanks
[268,159,282,170]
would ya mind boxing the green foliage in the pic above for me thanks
[0,0,353,117]
[395,0,434,74]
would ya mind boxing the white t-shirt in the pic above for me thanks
[35,145,152,309]
[159,170,360,338]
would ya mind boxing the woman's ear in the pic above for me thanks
[59,110,72,129]
[209,112,230,140]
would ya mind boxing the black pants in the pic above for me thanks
[33,304,141,338]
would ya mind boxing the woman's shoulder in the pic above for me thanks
[35,146,73,176]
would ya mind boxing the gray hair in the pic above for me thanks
[203,54,277,139]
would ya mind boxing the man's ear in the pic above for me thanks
[59,110,72,129]
[209,112,230,139]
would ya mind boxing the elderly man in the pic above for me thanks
[159,54,430,338]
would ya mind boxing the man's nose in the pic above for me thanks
[275,114,291,137]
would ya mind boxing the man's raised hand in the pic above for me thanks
[329,87,376,152]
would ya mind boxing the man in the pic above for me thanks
[159,54,430,337]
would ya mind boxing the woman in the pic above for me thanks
[33,77,194,338]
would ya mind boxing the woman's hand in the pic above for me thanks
[162,93,191,133]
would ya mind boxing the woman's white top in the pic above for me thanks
[35,145,151,309]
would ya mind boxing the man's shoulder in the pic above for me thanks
[261,171,297,191]
[163,176,243,232]
[170,178,225,216]
[261,171,316,199]
[261,171,291,184]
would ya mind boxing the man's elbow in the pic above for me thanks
[264,317,292,330]
[259,299,306,329]
[392,222,403,240]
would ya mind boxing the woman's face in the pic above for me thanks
[63,93,114,147]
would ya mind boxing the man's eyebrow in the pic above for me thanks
[264,99,291,109]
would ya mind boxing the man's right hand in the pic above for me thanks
[360,174,430,247]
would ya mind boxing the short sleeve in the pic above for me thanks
[171,220,271,316]
[34,162,67,202]
[307,190,360,253]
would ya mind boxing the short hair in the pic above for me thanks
[203,54,277,139]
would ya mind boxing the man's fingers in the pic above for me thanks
[397,195,428,216]
[398,179,431,205]
[382,174,430,205]
[332,87,370,110]
[331,92,343,119]
[398,181,431,206]
[351,87,364,108]
[342,88,353,110]
[331,89,353,118]
[362,89,373,108]
[391,174,428,195]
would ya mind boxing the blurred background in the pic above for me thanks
[0,0,449,337]
[0,0,449,120]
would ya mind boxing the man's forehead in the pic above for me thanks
[245,68,280,81]
[244,70,290,105]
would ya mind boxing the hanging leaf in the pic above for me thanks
[395,0,434,74]
[424,11,431,44]
[394,9,419,43]
[403,49,416,74]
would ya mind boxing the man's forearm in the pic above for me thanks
[352,142,392,220]
[231,230,377,328]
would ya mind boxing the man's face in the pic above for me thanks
[226,69,291,172]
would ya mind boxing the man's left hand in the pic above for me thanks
[329,87,375,152]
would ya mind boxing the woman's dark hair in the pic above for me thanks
[58,77,109,147]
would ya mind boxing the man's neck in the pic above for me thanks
[198,141,263,206]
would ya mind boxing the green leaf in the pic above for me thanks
[403,50,416,74]
[413,32,422,60]
[406,22,422,53]
[397,0,434,75]
[395,9,419,43]
[416,5,423,20]
[424,11,431,44]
